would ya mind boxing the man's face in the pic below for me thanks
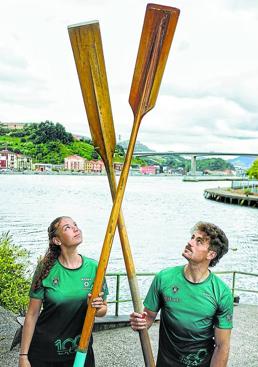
[182,230,216,264]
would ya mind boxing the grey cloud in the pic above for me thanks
[224,0,258,11]
[219,135,258,140]
[177,40,190,52]
[0,86,54,108]
[0,47,28,69]
[161,67,258,113]
[0,67,48,89]
[0,91,53,108]
[161,83,258,113]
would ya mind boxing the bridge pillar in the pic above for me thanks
[191,155,197,176]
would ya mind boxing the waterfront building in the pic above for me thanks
[85,160,105,173]
[113,162,123,172]
[64,155,86,171]
[34,163,53,172]
[16,154,33,171]
[140,165,159,175]
[0,149,32,171]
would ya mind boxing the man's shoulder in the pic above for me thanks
[157,265,184,279]
[210,271,232,293]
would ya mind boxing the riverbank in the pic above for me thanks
[1,304,258,366]
[204,187,258,208]
[183,175,244,182]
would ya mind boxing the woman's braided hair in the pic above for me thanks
[32,216,66,290]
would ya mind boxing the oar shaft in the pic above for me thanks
[107,168,155,367]
[78,114,141,350]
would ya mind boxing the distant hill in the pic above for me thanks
[118,140,155,153]
[228,156,258,169]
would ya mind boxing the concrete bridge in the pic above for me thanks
[133,151,258,175]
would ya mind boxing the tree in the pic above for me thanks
[0,123,10,135]
[91,149,99,160]
[247,159,258,179]
[27,121,74,144]
[115,144,125,157]
[0,233,31,314]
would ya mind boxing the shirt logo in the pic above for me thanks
[81,277,93,289]
[226,313,233,322]
[52,277,59,286]
[172,286,179,293]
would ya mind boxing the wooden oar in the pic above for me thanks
[69,3,180,366]
[68,20,155,366]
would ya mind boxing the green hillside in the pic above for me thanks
[0,122,235,171]
[0,121,143,165]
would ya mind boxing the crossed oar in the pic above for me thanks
[68,4,180,367]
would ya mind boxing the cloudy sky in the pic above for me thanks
[0,0,258,153]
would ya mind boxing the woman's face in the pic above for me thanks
[55,217,83,248]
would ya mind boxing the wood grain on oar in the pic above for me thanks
[129,4,180,118]
[68,21,115,170]
[68,21,155,367]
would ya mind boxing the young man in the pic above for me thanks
[130,222,233,367]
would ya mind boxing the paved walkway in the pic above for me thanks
[1,304,257,366]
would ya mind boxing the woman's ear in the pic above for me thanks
[53,237,61,246]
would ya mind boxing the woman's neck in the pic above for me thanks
[58,252,82,269]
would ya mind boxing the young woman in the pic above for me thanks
[19,216,108,367]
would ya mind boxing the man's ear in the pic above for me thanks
[207,250,216,261]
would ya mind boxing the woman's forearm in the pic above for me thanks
[20,312,39,354]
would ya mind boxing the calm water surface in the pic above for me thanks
[1,174,257,308]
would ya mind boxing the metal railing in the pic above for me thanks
[231,179,258,193]
[106,271,258,316]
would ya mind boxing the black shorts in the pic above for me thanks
[29,347,95,367]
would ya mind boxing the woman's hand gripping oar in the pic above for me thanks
[68,4,180,366]
[68,20,155,367]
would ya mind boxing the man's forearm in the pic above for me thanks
[145,313,156,329]
[210,345,230,367]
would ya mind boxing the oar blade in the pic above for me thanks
[129,3,180,117]
[68,21,116,166]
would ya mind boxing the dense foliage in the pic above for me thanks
[247,159,258,179]
[0,123,10,135]
[0,121,143,165]
[141,155,234,172]
[195,158,234,171]
[0,233,31,314]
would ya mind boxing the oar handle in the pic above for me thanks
[73,350,87,367]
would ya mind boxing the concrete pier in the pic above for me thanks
[204,188,258,208]
[1,304,258,366]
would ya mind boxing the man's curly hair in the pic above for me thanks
[192,222,229,267]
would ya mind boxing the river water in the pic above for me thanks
[1,174,257,309]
